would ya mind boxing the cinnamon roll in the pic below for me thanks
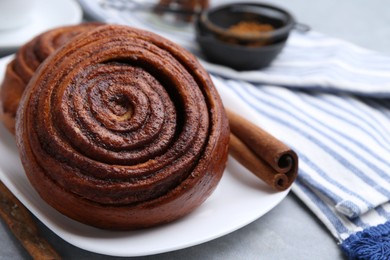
[16,25,230,230]
[0,23,102,134]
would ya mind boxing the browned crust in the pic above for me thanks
[16,25,229,230]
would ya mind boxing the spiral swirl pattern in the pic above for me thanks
[0,23,102,133]
[16,25,230,229]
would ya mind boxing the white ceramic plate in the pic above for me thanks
[0,55,289,257]
[0,0,82,51]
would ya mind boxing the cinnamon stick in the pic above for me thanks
[0,181,61,259]
[227,109,298,191]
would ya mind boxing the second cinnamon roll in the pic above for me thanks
[0,23,102,134]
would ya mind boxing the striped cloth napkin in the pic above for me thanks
[78,0,390,258]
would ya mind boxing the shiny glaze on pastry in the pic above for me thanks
[16,25,230,230]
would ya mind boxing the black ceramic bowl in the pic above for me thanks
[200,2,295,45]
[195,2,295,70]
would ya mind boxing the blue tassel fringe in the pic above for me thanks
[341,221,390,260]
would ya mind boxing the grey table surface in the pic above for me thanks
[1,0,389,259]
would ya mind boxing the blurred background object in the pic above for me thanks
[154,0,209,21]
[0,0,82,56]
[0,0,36,30]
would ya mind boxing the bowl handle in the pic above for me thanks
[294,22,311,33]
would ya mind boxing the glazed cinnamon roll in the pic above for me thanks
[0,23,102,134]
[16,25,230,230]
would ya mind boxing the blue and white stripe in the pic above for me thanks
[79,0,390,246]
[212,75,390,240]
